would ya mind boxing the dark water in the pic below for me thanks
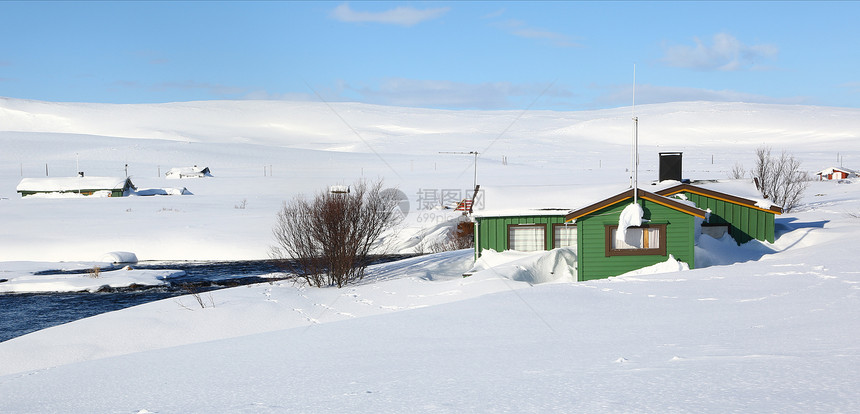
[0,260,285,343]
[0,256,416,343]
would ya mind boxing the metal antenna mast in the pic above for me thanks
[632,65,639,204]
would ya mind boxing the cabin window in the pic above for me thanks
[553,224,577,249]
[605,224,667,256]
[508,224,546,252]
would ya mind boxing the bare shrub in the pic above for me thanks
[87,265,101,278]
[752,146,809,212]
[176,284,215,309]
[728,162,746,179]
[270,179,401,288]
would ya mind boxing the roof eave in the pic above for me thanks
[564,188,707,222]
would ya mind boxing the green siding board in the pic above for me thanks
[748,210,758,242]
[765,215,775,243]
[677,190,776,245]
[576,199,695,281]
[475,215,566,256]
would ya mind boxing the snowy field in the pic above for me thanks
[1,98,859,412]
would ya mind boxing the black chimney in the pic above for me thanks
[659,152,682,182]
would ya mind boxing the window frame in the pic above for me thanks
[507,223,547,252]
[552,223,577,249]
[604,223,667,257]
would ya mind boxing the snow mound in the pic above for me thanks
[99,251,138,264]
[132,187,191,196]
[617,202,645,244]
[614,254,689,278]
[468,248,577,284]
[695,233,776,267]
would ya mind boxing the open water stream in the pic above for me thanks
[0,260,285,343]
[0,256,414,343]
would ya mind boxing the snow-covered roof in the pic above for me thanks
[655,182,783,214]
[16,177,132,192]
[472,208,570,218]
[816,166,859,176]
[165,166,210,178]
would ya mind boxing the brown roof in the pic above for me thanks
[655,184,783,215]
[564,188,708,222]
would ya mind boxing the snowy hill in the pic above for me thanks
[1,98,859,411]
[2,97,858,261]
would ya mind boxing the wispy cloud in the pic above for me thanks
[592,83,807,107]
[662,32,778,71]
[242,90,314,101]
[132,51,169,66]
[481,8,506,20]
[153,81,246,97]
[494,19,580,48]
[840,82,860,94]
[346,77,573,109]
[330,3,449,27]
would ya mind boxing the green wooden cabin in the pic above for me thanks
[656,184,783,243]
[472,184,782,282]
[564,188,707,281]
[474,209,575,257]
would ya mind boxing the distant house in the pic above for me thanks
[815,167,858,181]
[165,166,211,179]
[16,176,136,197]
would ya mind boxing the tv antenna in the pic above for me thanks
[439,151,479,190]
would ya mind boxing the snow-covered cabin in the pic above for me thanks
[165,166,211,179]
[16,176,136,197]
[474,181,783,281]
[815,167,858,181]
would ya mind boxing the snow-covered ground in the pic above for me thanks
[1,98,859,412]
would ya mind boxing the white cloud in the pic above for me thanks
[663,33,778,71]
[346,78,573,109]
[592,83,807,107]
[840,82,860,94]
[153,81,246,97]
[330,3,449,27]
[481,8,506,20]
[242,90,314,101]
[494,19,580,48]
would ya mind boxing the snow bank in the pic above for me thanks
[0,266,184,293]
[613,254,689,278]
[695,233,777,267]
[468,248,577,284]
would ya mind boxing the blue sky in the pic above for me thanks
[1,1,858,110]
